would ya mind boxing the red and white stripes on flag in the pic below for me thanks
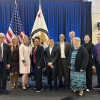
[4,7,25,44]
[5,29,25,44]
[18,31,25,44]
[4,27,14,43]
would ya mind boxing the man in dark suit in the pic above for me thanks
[83,34,94,91]
[0,33,11,95]
[93,33,100,94]
[68,31,75,47]
[45,38,59,93]
[56,34,71,88]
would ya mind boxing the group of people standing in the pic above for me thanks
[0,31,100,98]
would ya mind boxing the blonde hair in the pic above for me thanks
[22,35,29,44]
[10,35,19,54]
[11,35,19,45]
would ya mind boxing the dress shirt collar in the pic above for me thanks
[49,45,54,48]
[60,41,64,44]
[0,43,3,47]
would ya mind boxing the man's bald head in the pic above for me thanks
[59,34,65,42]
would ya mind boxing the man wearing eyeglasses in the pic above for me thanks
[0,33,11,95]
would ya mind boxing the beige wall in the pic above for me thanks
[88,0,100,44]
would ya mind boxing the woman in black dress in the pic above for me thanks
[31,37,44,92]
[10,36,19,89]
[83,34,94,91]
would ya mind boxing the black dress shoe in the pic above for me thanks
[3,90,9,95]
[58,84,63,88]
[98,91,100,94]
[1,89,3,93]
[0,91,2,95]
[93,85,100,90]
[47,87,52,91]
[52,89,57,93]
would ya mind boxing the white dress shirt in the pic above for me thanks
[49,46,53,55]
[60,42,65,58]
[0,43,3,58]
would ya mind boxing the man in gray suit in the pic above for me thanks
[68,31,75,47]
[0,33,11,95]
[56,34,71,88]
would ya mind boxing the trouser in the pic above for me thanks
[34,64,42,91]
[86,63,92,89]
[46,66,57,89]
[95,61,100,87]
[58,58,69,87]
[0,62,7,90]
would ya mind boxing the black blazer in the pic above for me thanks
[69,46,89,72]
[83,42,94,65]
[3,43,11,67]
[45,46,59,66]
[31,45,44,68]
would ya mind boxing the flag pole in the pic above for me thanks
[39,0,41,4]
[39,0,41,8]
[14,0,17,8]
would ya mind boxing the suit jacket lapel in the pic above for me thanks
[3,43,5,58]
[58,42,61,53]
[95,44,99,56]
[47,47,50,56]
[64,42,66,53]
[35,45,40,54]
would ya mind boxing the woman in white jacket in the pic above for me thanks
[19,35,32,90]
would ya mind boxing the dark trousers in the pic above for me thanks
[86,62,92,89]
[46,66,57,89]
[95,61,100,87]
[0,62,7,91]
[34,64,42,91]
[58,58,69,87]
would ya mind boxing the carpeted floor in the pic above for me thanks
[0,75,100,100]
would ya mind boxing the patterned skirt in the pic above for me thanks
[70,66,87,91]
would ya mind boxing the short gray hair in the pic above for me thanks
[73,37,81,41]
[0,33,5,37]
[69,31,75,35]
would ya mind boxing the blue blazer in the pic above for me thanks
[93,43,99,65]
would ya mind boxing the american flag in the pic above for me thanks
[5,7,25,44]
